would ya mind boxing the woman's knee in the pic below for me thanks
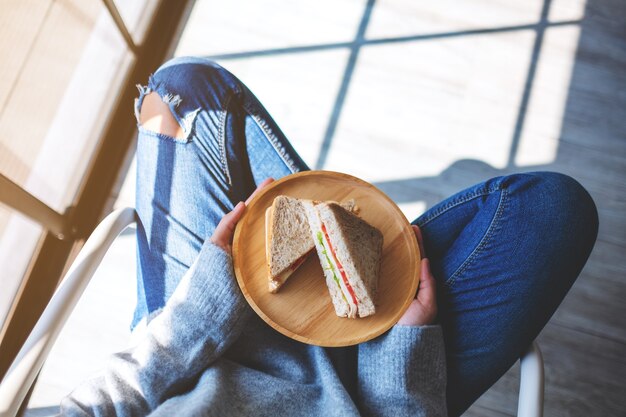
[150,57,241,101]
[135,57,242,142]
[138,92,186,139]
[553,173,597,245]
[506,171,598,245]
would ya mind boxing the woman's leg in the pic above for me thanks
[412,172,598,416]
[133,57,309,328]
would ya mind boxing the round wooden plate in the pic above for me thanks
[232,171,420,347]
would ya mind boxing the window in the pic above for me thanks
[0,0,192,377]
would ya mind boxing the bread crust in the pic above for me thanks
[265,206,272,270]
[266,196,315,292]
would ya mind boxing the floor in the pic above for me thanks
[26,0,626,415]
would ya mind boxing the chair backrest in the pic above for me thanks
[0,208,136,417]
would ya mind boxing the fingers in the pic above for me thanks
[246,178,274,205]
[416,258,437,322]
[417,258,435,294]
[210,201,246,252]
[215,201,246,239]
[411,224,426,258]
[397,258,437,326]
[210,177,275,253]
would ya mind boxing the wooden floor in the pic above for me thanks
[26,0,625,415]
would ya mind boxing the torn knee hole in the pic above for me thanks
[139,92,186,139]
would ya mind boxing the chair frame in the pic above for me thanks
[0,208,136,417]
[518,341,544,417]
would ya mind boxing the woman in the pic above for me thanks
[60,57,598,416]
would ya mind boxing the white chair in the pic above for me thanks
[0,208,136,417]
[518,341,544,417]
[0,207,544,417]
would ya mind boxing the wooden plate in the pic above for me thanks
[232,171,420,347]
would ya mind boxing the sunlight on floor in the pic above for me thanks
[515,25,581,167]
[323,29,535,179]
[174,0,584,219]
[177,0,364,55]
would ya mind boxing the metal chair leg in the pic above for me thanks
[517,341,544,417]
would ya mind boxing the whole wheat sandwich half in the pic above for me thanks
[302,200,383,318]
[266,196,313,293]
[266,196,356,293]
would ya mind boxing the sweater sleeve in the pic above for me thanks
[357,325,447,417]
[59,241,251,417]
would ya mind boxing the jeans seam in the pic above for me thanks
[242,102,299,174]
[446,188,508,286]
[219,93,234,185]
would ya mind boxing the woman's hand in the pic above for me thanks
[397,225,438,326]
[210,178,274,254]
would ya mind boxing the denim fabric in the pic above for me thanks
[412,172,597,415]
[133,57,598,416]
[133,57,308,327]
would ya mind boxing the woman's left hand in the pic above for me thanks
[210,178,274,254]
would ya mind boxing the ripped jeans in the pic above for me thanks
[132,57,307,327]
[133,57,598,416]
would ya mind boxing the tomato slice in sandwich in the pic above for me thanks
[321,223,359,308]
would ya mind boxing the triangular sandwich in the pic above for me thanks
[266,196,313,293]
[266,196,356,293]
[303,201,383,318]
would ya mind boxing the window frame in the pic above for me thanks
[0,0,195,382]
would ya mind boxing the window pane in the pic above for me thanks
[0,206,43,327]
[0,0,153,327]
[0,0,132,213]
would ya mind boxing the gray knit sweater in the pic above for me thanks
[59,240,447,416]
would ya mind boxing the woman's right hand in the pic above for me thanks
[210,178,274,254]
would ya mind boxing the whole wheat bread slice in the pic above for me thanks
[266,196,312,292]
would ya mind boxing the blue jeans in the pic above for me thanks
[134,57,598,416]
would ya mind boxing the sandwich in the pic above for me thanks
[266,196,356,293]
[302,201,383,318]
[266,196,313,293]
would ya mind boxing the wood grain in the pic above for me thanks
[468,322,626,416]
[232,171,420,347]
